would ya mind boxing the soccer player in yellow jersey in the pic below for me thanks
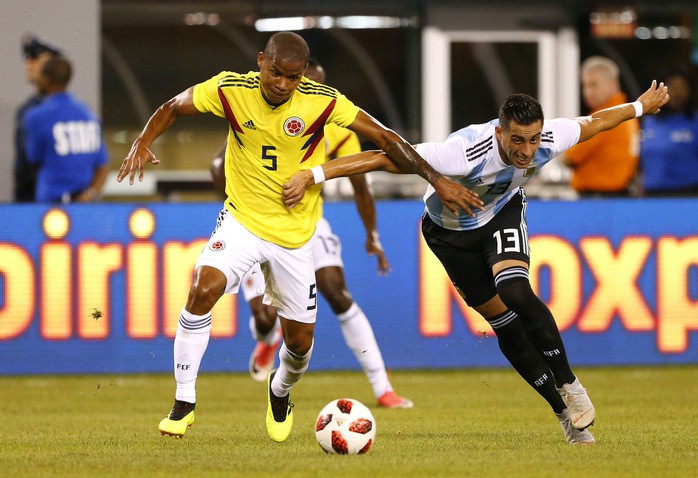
[212,59,413,409]
[117,32,482,443]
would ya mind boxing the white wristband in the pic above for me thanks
[631,101,643,118]
[310,165,325,184]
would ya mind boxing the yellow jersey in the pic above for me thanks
[324,123,362,160]
[193,71,360,248]
[319,123,363,216]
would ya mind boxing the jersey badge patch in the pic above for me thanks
[524,164,538,177]
[284,117,305,136]
[209,240,226,251]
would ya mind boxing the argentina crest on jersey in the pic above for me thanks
[524,164,538,177]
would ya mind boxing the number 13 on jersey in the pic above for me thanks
[493,228,522,254]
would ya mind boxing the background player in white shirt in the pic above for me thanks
[283,80,669,444]
[210,59,413,409]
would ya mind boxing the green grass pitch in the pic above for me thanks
[0,366,695,478]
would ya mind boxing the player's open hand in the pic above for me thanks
[434,176,484,217]
[638,80,670,116]
[366,231,391,276]
[283,170,314,209]
[116,142,160,185]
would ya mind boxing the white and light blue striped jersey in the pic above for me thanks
[416,118,580,230]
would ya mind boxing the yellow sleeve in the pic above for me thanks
[328,91,360,128]
[325,124,362,159]
[192,72,227,118]
[335,130,362,156]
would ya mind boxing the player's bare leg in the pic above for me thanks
[159,266,225,438]
[266,318,314,442]
[248,296,281,381]
[317,266,412,409]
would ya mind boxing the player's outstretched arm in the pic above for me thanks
[348,173,391,275]
[283,150,395,208]
[346,110,483,216]
[117,87,200,185]
[577,80,669,143]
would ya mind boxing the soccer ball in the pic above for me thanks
[315,398,376,454]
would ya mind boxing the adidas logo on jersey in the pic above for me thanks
[243,120,256,130]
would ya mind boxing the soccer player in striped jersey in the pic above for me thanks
[211,58,413,409]
[117,32,480,442]
[283,80,669,444]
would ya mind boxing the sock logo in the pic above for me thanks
[543,349,561,357]
[177,363,191,370]
[534,373,549,387]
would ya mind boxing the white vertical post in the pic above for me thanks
[421,26,451,142]
[557,27,580,119]
[537,32,558,118]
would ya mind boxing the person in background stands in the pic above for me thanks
[14,33,61,202]
[640,65,698,196]
[211,58,413,409]
[283,81,669,445]
[565,56,640,197]
[24,56,109,203]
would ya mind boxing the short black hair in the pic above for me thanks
[42,56,72,88]
[264,32,310,65]
[498,94,544,131]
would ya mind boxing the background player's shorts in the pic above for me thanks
[311,217,344,270]
[196,209,317,323]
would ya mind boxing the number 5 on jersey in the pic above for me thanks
[306,283,317,311]
[262,145,277,171]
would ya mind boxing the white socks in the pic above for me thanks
[272,341,313,398]
[174,308,212,403]
[337,302,392,398]
[173,303,393,402]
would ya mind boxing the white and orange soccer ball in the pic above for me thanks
[314,398,376,454]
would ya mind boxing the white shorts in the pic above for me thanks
[311,217,344,270]
[196,209,317,323]
[240,217,343,301]
[240,262,265,302]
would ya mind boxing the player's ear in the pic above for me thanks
[257,52,264,69]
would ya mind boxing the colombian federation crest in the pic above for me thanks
[209,240,226,251]
[284,116,305,136]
